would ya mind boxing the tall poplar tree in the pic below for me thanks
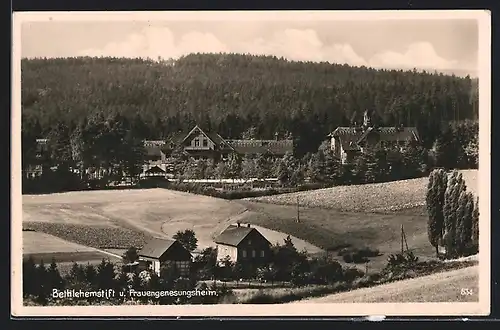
[426,169,447,256]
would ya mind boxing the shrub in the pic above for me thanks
[352,275,376,288]
[342,267,364,282]
[386,251,419,270]
[339,246,380,264]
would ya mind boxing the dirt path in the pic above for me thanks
[293,266,479,303]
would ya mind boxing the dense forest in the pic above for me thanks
[20,54,479,193]
[21,53,479,157]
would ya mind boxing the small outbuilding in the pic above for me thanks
[214,223,272,266]
[138,237,192,276]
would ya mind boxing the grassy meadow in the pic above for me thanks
[294,265,479,303]
[21,170,478,289]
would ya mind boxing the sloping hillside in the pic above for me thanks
[22,188,323,254]
[294,265,479,303]
[22,54,477,154]
[22,170,478,272]
[23,230,121,263]
[246,170,478,213]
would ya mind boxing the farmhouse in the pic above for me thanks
[23,139,49,178]
[143,125,293,168]
[214,223,272,265]
[138,237,192,276]
[329,109,420,164]
[29,125,293,179]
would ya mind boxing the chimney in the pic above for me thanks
[275,132,279,141]
[247,224,251,228]
[237,222,240,227]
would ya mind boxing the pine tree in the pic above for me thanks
[308,151,326,183]
[35,260,48,304]
[241,155,257,180]
[22,256,37,297]
[96,259,117,290]
[277,152,295,186]
[47,258,65,291]
[255,154,271,179]
[84,264,98,287]
[68,262,86,284]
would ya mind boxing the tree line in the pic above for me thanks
[121,232,366,287]
[22,115,477,194]
[22,54,478,158]
[21,54,478,194]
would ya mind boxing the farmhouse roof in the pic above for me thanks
[142,125,293,155]
[330,125,420,151]
[138,237,177,259]
[145,165,165,174]
[226,139,293,156]
[214,224,270,247]
[144,140,170,157]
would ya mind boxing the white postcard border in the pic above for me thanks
[11,9,492,317]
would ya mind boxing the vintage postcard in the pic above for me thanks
[11,10,491,317]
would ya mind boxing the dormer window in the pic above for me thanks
[203,139,208,147]
[194,139,200,147]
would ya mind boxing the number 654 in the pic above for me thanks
[461,288,473,296]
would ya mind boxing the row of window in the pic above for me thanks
[241,250,265,258]
[193,138,209,147]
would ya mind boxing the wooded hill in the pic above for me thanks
[21,53,478,156]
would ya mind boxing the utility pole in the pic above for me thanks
[401,224,409,254]
[296,195,300,223]
[401,224,404,254]
[403,224,409,252]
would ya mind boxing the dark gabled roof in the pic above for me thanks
[166,132,187,145]
[330,127,365,137]
[356,127,376,145]
[205,132,235,151]
[145,165,165,174]
[377,127,420,141]
[180,125,235,151]
[143,126,294,156]
[144,140,169,157]
[138,237,177,259]
[181,125,210,144]
[214,225,270,247]
[226,139,293,156]
[331,126,420,151]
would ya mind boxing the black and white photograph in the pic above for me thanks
[11,10,491,317]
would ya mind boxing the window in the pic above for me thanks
[248,240,252,245]
[174,261,190,274]
[242,250,247,258]
[194,139,200,147]
[260,250,265,257]
[252,250,256,258]
[203,139,208,147]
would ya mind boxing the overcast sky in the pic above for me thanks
[19,14,479,77]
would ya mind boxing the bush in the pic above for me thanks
[352,275,376,288]
[342,267,364,282]
[386,251,419,270]
[339,246,380,264]
[157,181,329,200]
